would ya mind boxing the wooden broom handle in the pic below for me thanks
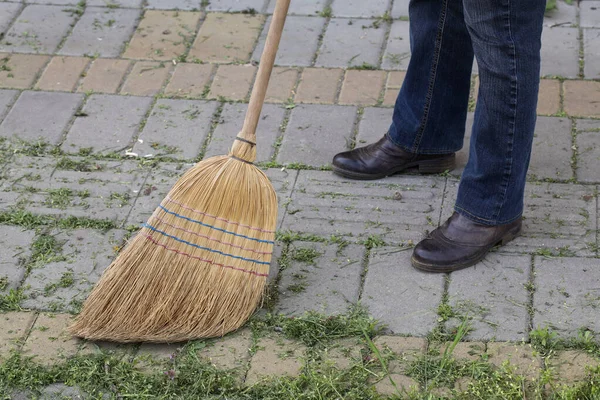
[239,0,291,141]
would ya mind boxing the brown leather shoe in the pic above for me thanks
[332,134,456,180]
[411,212,522,273]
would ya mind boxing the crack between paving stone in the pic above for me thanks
[310,0,333,68]
[577,2,585,79]
[18,311,40,353]
[277,168,299,231]
[54,93,92,155]
[348,106,364,150]
[436,175,449,227]
[527,254,536,337]
[196,99,225,160]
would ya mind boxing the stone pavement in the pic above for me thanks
[0,0,599,396]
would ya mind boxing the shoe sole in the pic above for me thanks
[411,225,522,274]
[332,154,456,181]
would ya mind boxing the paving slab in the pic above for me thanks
[22,229,126,312]
[164,63,214,98]
[373,336,426,373]
[62,94,153,155]
[59,7,140,58]
[486,342,541,380]
[540,26,580,78]
[0,91,83,145]
[581,0,600,28]
[282,171,444,244]
[245,336,306,385]
[35,56,90,92]
[197,328,252,373]
[295,67,343,104]
[576,118,600,132]
[391,0,409,18]
[442,180,597,257]
[0,155,56,191]
[276,241,364,316]
[0,226,35,292]
[356,107,393,146]
[88,0,142,6]
[252,15,325,67]
[338,70,386,106]
[0,53,49,90]
[119,60,172,96]
[529,116,573,181]
[0,312,36,361]
[330,0,390,18]
[448,254,531,342]
[22,313,81,365]
[374,374,420,396]
[533,256,600,338]
[145,0,204,10]
[190,12,264,63]
[362,247,444,336]
[439,341,485,362]
[382,20,410,70]
[123,10,202,61]
[205,0,266,12]
[543,0,577,27]
[277,104,356,167]
[577,131,600,183]
[316,18,387,68]
[564,80,600,118]
[0,3,22,36]
[548,350,599,384]
[583,28,600,79]
[208,64,255,101]
[266,0,326,15]
[0,5,76,53]
[204,102,284,163]
[265,66,297,103]
[0,89,18,120]
[264,168,297,230]
[134,98,218,160]
[77,58,131,94]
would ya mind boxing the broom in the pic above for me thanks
[69,0,291,342]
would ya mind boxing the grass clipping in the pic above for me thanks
[69,140,277,342]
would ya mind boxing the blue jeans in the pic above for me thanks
[388,0,546,225]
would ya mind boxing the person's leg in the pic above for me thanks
[455,0,545,225]
[331,0,473,180]
[388,0,474,154]
[412,0,546,273]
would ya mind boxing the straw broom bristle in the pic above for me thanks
[69,139,276,342]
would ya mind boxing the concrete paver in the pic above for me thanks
[35,56,90,92]
[0,226,35,292]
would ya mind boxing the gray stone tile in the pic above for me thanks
[265,168,297,230]
[315,18,387,68]
[391,0,409,18]
[529,116,573,181]
[145,0,203,10]
[22,229,127,312]
[453,115,573,181]
[277,104,356,167]
[362,247,444,335]
[448,254,531,342]
[0,3,21,35]
[356,107,392,146]
[266,0,325,15]
[24,0,79,5]
[276,242,364,315]
[205,0,266,12]
[543,0,577,27]
[252,16,325,67]
[0,5,76,53]
[330,0,390,18]
[0,91,83,145]
[382,19,410,70]
[204,102,284,163]
[58,7,140,57]
[577,131,600,183]
[63,94,153,155]
[580,1,600,28]
[0,226,35,292]
[87,0,143,7]
[282,171,445,244]
[126,161,193,226]
[0,155,55,191]
[442,180,597,257]
[3,157,147,223]
[134,99,219,160]
[583,28,600,79]
[0,89,18,120]
[576,118,600,132]
[541,26,580,78]
[533,256,600,338]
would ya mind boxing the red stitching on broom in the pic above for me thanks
[153,215,272,255]
[164,197,276,233]
[143,234,270,277]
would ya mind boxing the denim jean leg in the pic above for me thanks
[388,0,474,154]
[455,0,545,225]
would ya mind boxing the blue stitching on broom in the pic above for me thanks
[143,224,271,265]
[158,205,275,244]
